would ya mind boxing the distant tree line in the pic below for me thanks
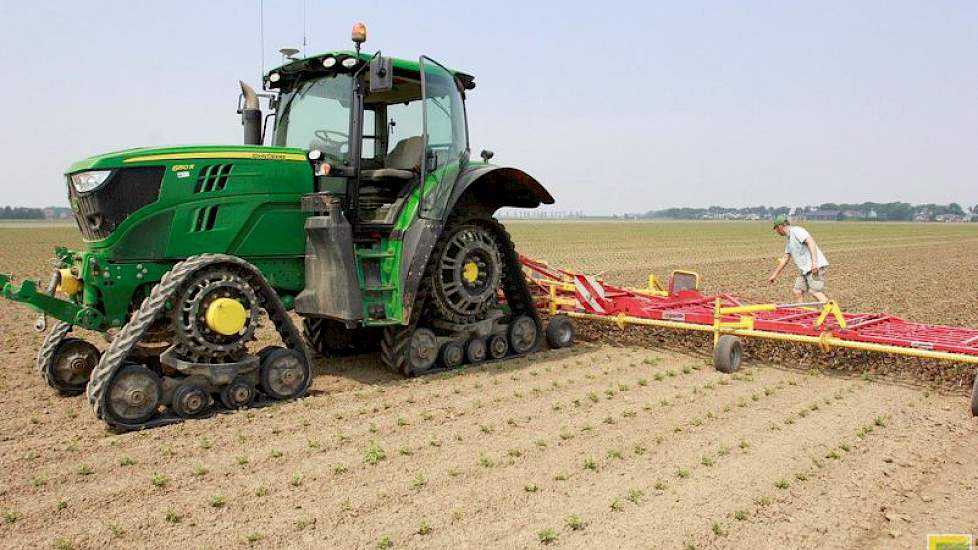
[0,206,73,220]
[0,206,44,219]
[633,202,977,222]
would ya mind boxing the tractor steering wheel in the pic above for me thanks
[313,129,349,153]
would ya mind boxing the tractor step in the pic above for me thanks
[355,250,394,259]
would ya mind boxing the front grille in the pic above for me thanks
[69,166,165,240]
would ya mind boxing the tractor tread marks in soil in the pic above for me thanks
[381,216,541,376]
[85,254,311,431]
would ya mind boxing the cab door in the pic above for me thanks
[419,56,469,220]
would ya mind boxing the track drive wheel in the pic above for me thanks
[103,364,163,425]
[545,315,575,349]
[714,335,743,374]
[44,338,100,396]
[260,348,311,400]
[171,382,210,418]
[439,341,464,369]
[430,224,503,324]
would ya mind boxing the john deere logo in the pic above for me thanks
[928,534,973,550]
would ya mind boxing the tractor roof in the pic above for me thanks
[264,51,475,91]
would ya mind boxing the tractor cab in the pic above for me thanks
[256,33,473,235]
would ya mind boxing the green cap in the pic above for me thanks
[772,215,789,228]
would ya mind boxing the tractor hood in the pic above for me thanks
[67,145,308,173]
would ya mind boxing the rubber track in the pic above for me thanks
[36,321,72,389]
[85,254,311,430]
[380,216,542,374]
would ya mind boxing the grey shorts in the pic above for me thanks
[794,267,827,294]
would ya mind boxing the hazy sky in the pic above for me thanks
[1,1,975,213]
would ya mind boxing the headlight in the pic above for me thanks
[322,56,336,68]
[70,171,112,193]
[341,57,357,69]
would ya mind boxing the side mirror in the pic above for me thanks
[480,150,494,163]
[370,56,393,93]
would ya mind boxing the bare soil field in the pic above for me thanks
[1,221,976,549]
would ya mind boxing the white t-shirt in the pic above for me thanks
[784,226,829,274]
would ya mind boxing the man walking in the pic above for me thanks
[768,216,830,303]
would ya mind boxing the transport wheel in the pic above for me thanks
[546,315,575,349]
[405,328,438,375]
[465,338,487,364]
[488,334,509,359]
[220,379,255,410]
[103,364,163,425]
[171,383,210,418]
[46,338,100,396]
[509,315,539,354]
[259,348,311,400]
[971,374,978,418]
[439,341,464,369]
[714,335,743,374]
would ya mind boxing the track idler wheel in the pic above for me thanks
[45,338,100,396]
[465,338,487,364]
[714,335,743,374]
[439,341,464,369]
[545,315,575,349]
[488,334,509,360]
[220,379,255,410]
[103,364,163,425]
[259,348,311,400]
[171,383,210,418]
[405,328,438,375]
[509,315,539,354]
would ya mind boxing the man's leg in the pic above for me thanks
[809,269,828,303]
[792,274,806,300]
[811,290,828,303]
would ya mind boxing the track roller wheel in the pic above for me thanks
[257,345,283,363]
[103,364,163,426]
[714,335,743,374]
[546,315,575,349]
[488,334,509,360]
[45,338,100,396]
[171,382,210,418]
[970,373,978,418]
[439,341,464,369]
[404,328,438,375]
[220,379,255,410]
[465,338,487,364]
[509,315,539,354]
[260,348,311,400]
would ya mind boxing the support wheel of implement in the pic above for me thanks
[714,335,743,374]
[546,315,575,349]
[45,338,100,395]
[509,315,539,354]
[439,341,464,369]
[405,328,438,375]
[171,383,210,418]
[466,338,487,364]
[104,364,163,425]
[970,373,978,418]
[488,334,509,360]
[220,379,255,410]
[260,348,312,400]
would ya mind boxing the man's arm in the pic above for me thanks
[769,253,791,284]
[805,237,819,274]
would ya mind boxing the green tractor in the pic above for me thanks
[0,25,553,430]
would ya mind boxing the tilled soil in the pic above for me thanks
[1,222,976,549]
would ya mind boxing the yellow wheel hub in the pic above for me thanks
[462,261,480,284]
[204,297,247,336]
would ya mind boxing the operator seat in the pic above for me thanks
[361,136,423,181]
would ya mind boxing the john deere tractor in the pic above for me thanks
[0,25,553,430]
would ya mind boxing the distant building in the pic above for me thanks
[804,210,841,221]
[841,210,864,220]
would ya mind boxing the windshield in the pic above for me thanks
[273,74,353,161]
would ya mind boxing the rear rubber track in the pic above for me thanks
[85,253,311,431]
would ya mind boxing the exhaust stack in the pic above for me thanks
[239,81,262,145]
